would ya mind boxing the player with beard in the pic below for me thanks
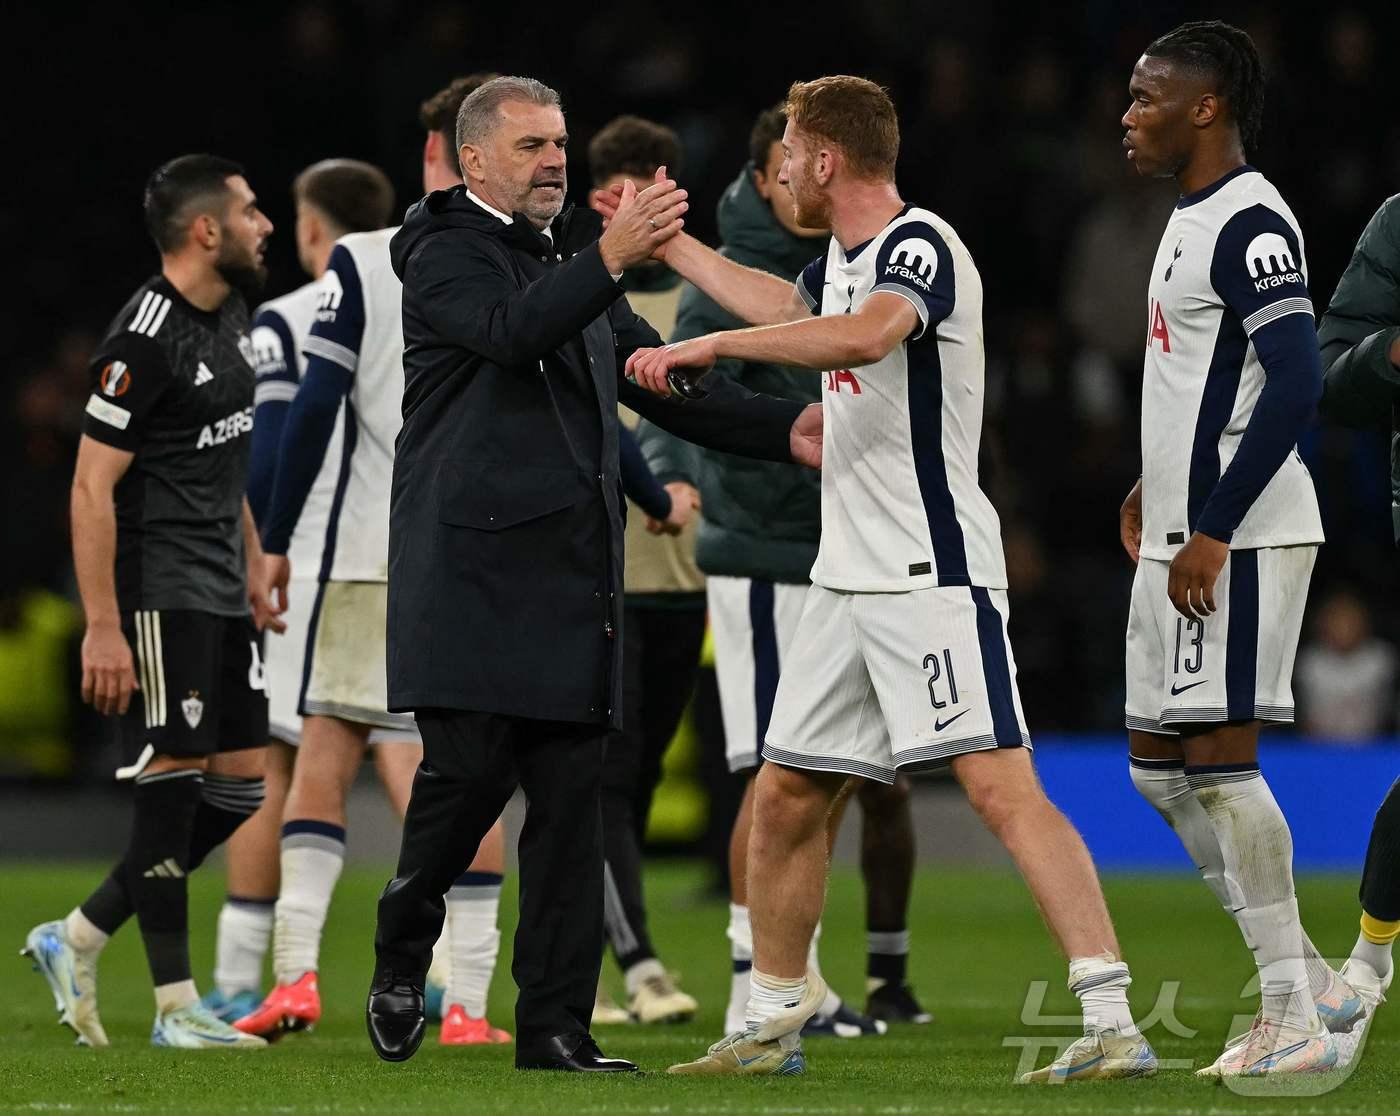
[23,155,280,1050]
[619,76,1155,1081]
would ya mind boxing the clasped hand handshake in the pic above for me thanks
[592,169,715,399]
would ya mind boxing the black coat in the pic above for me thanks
[386,186,803,726]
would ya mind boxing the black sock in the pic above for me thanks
[126,768,203,988]
[867,928,910,986]
[80,867,131,937]
[78,775,264,937]
[188,775,265,870]
[1362,777,1400,922]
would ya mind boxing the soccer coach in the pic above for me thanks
[367,76,821,1071]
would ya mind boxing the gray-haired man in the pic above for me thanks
[365,76,822,1072]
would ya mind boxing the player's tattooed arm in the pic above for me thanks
[71,436,138,716]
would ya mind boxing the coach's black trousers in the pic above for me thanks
[373,710,605,1045]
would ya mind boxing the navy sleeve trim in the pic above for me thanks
[872,221,955,339]
[250,309,300,382]
[1210,204,1312,332]
[259,359,352,555]
[1193,311,1323,541]
[797,256,826,315]
[304,244,365,375]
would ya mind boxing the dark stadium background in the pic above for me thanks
[4,0,1399,795]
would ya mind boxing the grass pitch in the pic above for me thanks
[0,860,1394,1113]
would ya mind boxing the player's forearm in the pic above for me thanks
[70,482,121,627]
[260,362,347,555]
[666,234,795,326]
[712,315,888,371]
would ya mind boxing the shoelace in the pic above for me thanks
[643,973,678,997]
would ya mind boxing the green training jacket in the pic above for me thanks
[1317,194,1400,542]
[637,165,829,583]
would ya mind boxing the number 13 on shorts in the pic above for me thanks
[1173,617,1204,677]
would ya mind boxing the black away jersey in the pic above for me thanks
[83,276,256,616]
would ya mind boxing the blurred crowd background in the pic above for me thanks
[4,0,1400,783]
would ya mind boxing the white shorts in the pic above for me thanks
[707,575,810,773]
[265,579,417,744]
[764,583,1031,783]
[1124,545,1316,734]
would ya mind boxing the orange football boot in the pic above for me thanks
[439,1003,511,1045]
[233,972,322,1037]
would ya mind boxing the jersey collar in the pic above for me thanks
[1175,164,1256,210]
[153,274,223,330]
[842,202,914,261]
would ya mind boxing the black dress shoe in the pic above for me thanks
[515,1033,639,1072]
[366,971,426,1062]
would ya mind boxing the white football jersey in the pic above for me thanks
[1139,166,1323,559]
[795,205,1006,592]
[250,282,344,575]
[302,227,404,581]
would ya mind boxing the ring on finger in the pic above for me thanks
[648,217,658,230]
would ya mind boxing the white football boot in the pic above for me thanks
[152,1002,268,1049]
[1019,1030,1158,1083]
[22,920,109,1048]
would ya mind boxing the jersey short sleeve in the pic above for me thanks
[250,308,300,407]
[82,332,175,451]
[303,244,366,375]
[1210,204,1313,337]
[796,255,827,315]
[870,221,956,341]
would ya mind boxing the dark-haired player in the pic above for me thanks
[1117,20,1360,1076]
[199,157,396,1024]
[23,155,277,1049]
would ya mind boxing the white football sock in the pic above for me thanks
[1352,930,1394,979]
[807,919,841,1016]
[427,928,450,990]
[1069,953,1137,1036]
[1133,758,1334,1001]
[273,822,345,985]
[1187,765,1317,1032]
[155,979,198,1014]
[624,956,666,997]
[746,968,807,1032]
[444,873,502,1018]
[726,903,752,1034]
[64,907,110,953]
[214,897,273,998]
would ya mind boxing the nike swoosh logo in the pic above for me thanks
[1247,1039,1308,1070]
[736,1052,769,1067]
[1169,679,1208,696]
[185,1029,241,1043]
[934,709,970,732]
[1054,1053,1104,1076]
